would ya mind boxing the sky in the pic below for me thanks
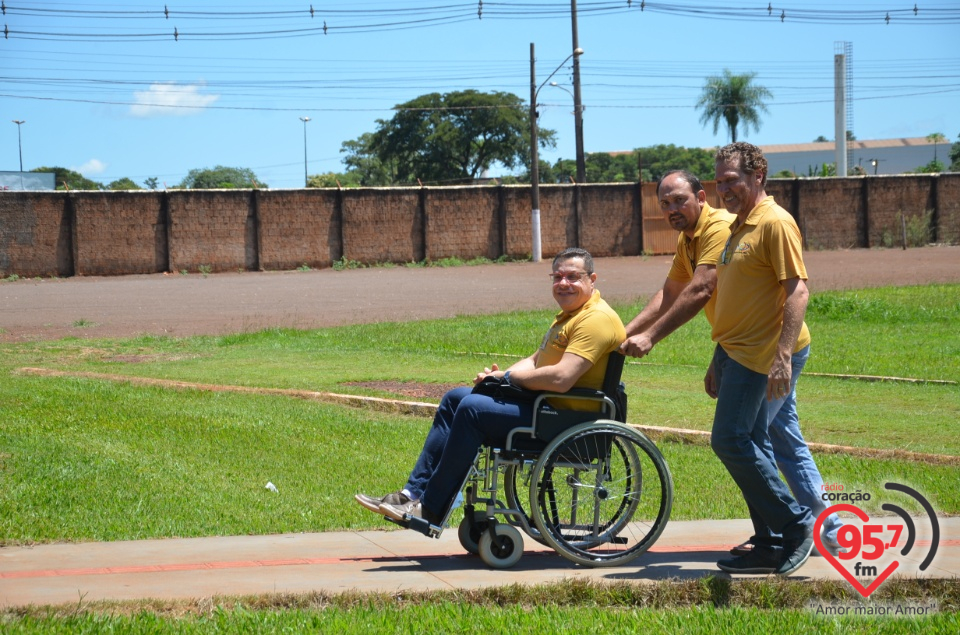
[2,1,958,189]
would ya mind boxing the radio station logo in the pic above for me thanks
[814,482,940,598]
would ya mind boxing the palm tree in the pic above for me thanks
[696,70,773,143]
[926,132,947,163]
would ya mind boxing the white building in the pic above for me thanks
[759,136,948,176]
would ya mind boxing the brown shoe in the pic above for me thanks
[379,499,444,527]
[355,491,410,514]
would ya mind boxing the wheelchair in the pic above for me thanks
[398,353,674,569]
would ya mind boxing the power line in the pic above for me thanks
[5,85,957,114]
[2,2,959,42]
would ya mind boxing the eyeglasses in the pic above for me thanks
[719,236,733,265]
[549,271,591,284]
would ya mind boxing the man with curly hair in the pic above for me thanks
[707,142,821,576]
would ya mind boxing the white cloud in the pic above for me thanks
[72,159,107,176]
[130,83,220,117]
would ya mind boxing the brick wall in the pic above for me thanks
[0,191,71,278]
[1,176,956,278]
[937,174,960,245]
[342,189,422,264]
[72,191,166,276]
[258,189,340,270]
[167,190,255,273]
[865,176,934,248]
[783,179,863,250]
[578,183,641,257]
[500,185,533,258]
[424,186,501,260]
[538,186,578,258]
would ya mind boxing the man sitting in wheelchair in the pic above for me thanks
[356,247,626,529]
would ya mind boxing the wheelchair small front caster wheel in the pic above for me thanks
[458,516,484,555]
[478,524,524,569]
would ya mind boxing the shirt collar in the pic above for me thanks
[742,195,776,226]
[684,202,716,245]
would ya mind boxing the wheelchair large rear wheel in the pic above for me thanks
[529,421,673,568]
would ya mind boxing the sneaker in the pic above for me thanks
[717,546,779,574]
[355,491,410,514]
[817,533,842,558]
[730,536,782,556]
[729,539,755,557]
[777,533,815,576]
[379,499,443,526]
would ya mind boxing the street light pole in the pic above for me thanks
[530,44,541,263]
[299,116,311,187]
[549,81,574,102]
[530,44,584,262]
[12,120,25,172]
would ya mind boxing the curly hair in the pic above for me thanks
[716,142,768,186]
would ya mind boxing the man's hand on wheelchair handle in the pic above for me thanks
[620,333,654,358]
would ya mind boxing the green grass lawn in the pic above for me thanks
[1,283,957,628]
[1,283,957,541]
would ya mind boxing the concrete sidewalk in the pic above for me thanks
[2,517,956,608]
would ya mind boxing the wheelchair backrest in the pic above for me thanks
[602,352,628,424]
[515,351,629,447]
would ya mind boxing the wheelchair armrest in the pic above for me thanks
[548,387,607,400]
[534,388,614,413]
[501,387,619,450]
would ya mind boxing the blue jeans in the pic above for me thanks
[763,346,843,543]
[710,346,813,544]
[404,386,534,519]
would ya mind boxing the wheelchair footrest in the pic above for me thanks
[385,514,442,538]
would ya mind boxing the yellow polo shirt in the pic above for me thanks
[537,290,626,410]
[713,196,812,374]
[666,202,736,326]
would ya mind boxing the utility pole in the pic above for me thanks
[13,120,25,171]
[571,0,585,184]
[299,116,311,187]
[530,44,584,262]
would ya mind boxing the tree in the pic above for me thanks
[31,166,102,190]
[339,132,397,186]
[180,166,264,189]
[635,144,716,183]
[107,177,141,191]
[812,131,854,143]
[914,159,945,174]
[950,133,960,172]
[307,171,363,188]
[552,159,577,184]
[926,132,947,163]
[807,163,836,177]
[696,70,772,143]
[143,177,160,190]
[366,90,555,185]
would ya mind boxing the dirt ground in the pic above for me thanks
[1,246,958,343]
